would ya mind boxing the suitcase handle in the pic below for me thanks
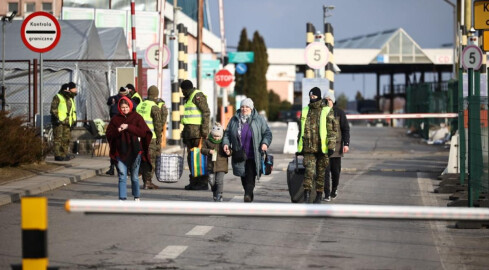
[294,152,303,173]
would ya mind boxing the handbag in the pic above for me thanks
[190,138,207,177]
[261,151,274,175]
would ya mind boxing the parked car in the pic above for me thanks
[278,104,302,122]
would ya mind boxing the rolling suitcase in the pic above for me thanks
[286,153,316,203]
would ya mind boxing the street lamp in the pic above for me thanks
[442,0,456,78]
[323,5,334,24]
[1,10,16,112]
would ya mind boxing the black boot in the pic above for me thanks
[106,165,114,175]
[304,190,311,204]
[313,192,322,204]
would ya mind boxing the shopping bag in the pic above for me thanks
[190,139,207,177]
[261,151,274,175]
[155,154,183,183]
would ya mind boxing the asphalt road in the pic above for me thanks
[1,125,489,269]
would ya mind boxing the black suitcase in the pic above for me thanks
[286,153,316,203]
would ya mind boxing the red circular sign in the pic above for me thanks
[215,69,233,87]
[21,11,61,53]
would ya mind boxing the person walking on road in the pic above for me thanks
[180,80,211,190]
[106,96,152,201]
[50,82,78,161]
[136,85,164,190]
[323,91,350,201]
[201,122,229,202]
[223,98,272,202]
[297,87,337,204]
[106,87,131,175]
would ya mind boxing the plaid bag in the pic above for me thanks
[155,154,183,183]
[190,139,207,177]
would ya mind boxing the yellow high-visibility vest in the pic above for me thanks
[297,106,330,153]
[56,94,76,126]
[181,89,206,125]
[136,100,158,138]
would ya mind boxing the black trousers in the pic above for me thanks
[240,159,257,198]
[324,157,341,195]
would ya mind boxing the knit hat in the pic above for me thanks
[240,98,254,110]
[309,87,322,99]
[67,82,76,90]
[148,85,159,100]
[180,80,193,90]
[323,90,336,103]
[119,87,128,95]
[211,122,224,139]
[60,83,69,91]
[125,83,135,92]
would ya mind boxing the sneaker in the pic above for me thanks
[216,193,223,202]
[134,198,140,202]
[323,196,331,202]
[331,189,338,199]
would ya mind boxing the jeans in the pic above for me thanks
[209,172,225,194]
[117,154,141,200]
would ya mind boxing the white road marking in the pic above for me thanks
[154,245,188,260]
[186,225,213,236]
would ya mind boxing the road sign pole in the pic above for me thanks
[467,67,473,207]
[40,53,43,142]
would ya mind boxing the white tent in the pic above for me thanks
[0,20,131,121]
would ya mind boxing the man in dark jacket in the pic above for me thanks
[180,80,211,190]
[50,82,77,161]
[323,91,350,201]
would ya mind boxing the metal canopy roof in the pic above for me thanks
[268,28,452,75]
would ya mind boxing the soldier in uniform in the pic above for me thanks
[180,80,211,190]
[297,87,337,203]
[50,82,78,161]
[136,85,164,189]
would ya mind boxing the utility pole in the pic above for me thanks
[1,11,16,112]
[197,0,204,89]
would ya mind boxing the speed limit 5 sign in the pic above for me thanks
[462,45,483,70]
[304,42,329,69]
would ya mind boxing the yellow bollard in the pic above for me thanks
[21,197,48,270]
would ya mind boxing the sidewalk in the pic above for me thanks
[0,145,182,207]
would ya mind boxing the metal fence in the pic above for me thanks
[461,96,489,206]
[1,59,132,125]
[405,81,457,139]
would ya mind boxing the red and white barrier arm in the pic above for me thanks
[65,200,489,221]
[346,113,458,120]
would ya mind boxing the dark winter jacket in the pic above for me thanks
[106,96,153,167]
[223,108,272,178]
[201,136,229,173]
[331,106,350,158]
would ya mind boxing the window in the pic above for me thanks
[42,2,53,14]
[8,2,19,13]
[25,3,35,13]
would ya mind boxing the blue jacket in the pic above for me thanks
[223,109,272,178]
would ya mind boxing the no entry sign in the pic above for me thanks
[21,11,61,53]
[215,69,233,87]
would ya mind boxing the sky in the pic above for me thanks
[206,0,455,100]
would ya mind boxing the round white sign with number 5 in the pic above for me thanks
[304,42,329,70]
[462,45,482,70]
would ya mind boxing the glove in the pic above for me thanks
[51,116,61,125]
[328,149,334,157]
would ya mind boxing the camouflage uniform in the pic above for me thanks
[181,85,211,189]
[137,86,164,189]
[50,88,76,159]
[299,100,337,192]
